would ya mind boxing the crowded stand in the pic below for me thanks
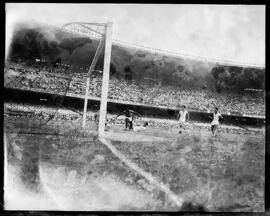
[4,61,265,117]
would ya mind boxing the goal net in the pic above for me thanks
[62,22,113,136]
[5,22,112,136]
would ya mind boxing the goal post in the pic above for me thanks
[98,22,113,137]
[82,38,105,128]
[61,21,113,136]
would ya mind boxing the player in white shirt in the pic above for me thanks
[210,107,223,137]
[178,105,189,129]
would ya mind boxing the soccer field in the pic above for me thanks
[4,116,265,211]
[108,126,265,210]
[4,5,266,211]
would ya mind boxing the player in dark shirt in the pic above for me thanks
[115,109,142,130]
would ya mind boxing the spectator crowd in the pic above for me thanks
[5,61,265,117]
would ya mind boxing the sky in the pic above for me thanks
[6,3,265,66]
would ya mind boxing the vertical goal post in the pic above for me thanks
[61,22,113,136]
[98,22,113,137]
[82,37,105,128]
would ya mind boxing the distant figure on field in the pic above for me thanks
[210,107,223,137]
[178,105,189,128]
[115,109,142,130]
[94,111,99,124]
[94,110,110,128]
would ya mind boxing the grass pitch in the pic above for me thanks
[4,116,265,211]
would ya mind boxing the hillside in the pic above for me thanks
[7,21,265,92]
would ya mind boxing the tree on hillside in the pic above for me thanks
[211,65,264,92]
[241,68,264,89]
[211,66,225,79]
[9,29,60,63]
[110,63,117,76]
[59,37,92,54]
[124,66,133,81]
